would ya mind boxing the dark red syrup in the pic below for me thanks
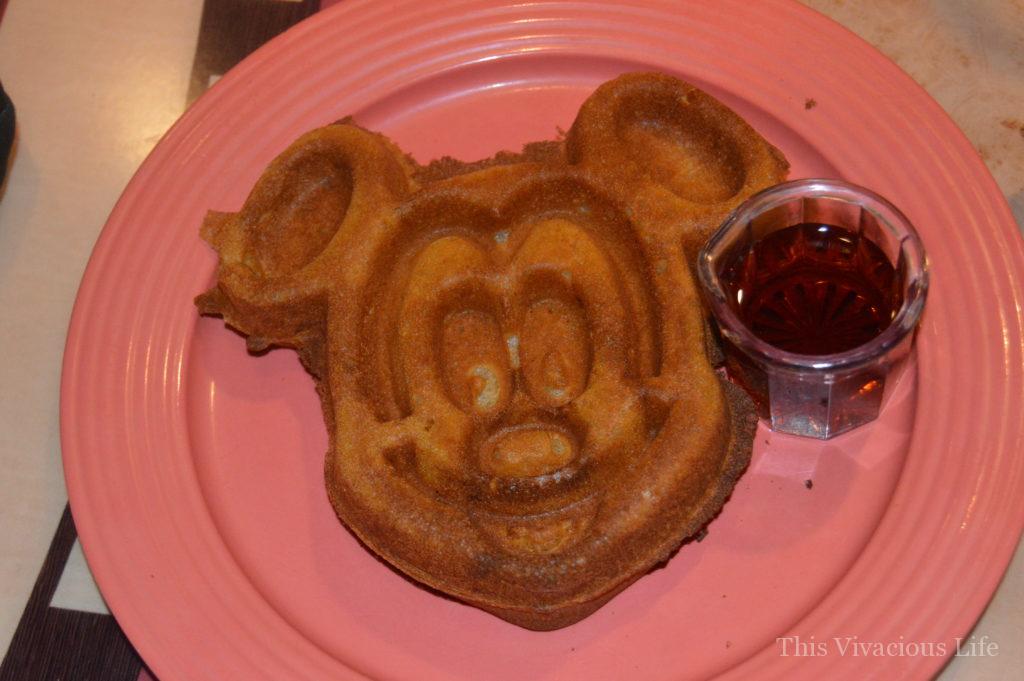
[719,223,902,355]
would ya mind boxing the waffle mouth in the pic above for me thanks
[468,494,601,559]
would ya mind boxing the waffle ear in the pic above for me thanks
[566,73,788,261]
[195,123,414,351]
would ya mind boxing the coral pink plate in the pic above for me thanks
[61,1,1024,679]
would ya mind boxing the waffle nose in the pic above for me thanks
[479,427,576,479]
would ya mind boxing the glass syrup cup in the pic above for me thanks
[697,179,929,439]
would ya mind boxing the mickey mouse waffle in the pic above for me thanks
[196,73,789,630]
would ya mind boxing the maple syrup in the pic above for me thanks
[719,223,902,355]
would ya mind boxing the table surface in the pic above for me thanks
[0,1,1021,679]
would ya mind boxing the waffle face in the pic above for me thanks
[197,73,787,629]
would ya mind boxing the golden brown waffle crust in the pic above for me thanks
[197,72,786,630]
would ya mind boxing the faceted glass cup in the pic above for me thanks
[697,179,929,439]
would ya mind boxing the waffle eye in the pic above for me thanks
[441,309,511,415]
[519,298,591,408]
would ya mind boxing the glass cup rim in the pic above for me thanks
[697,178,929,373]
